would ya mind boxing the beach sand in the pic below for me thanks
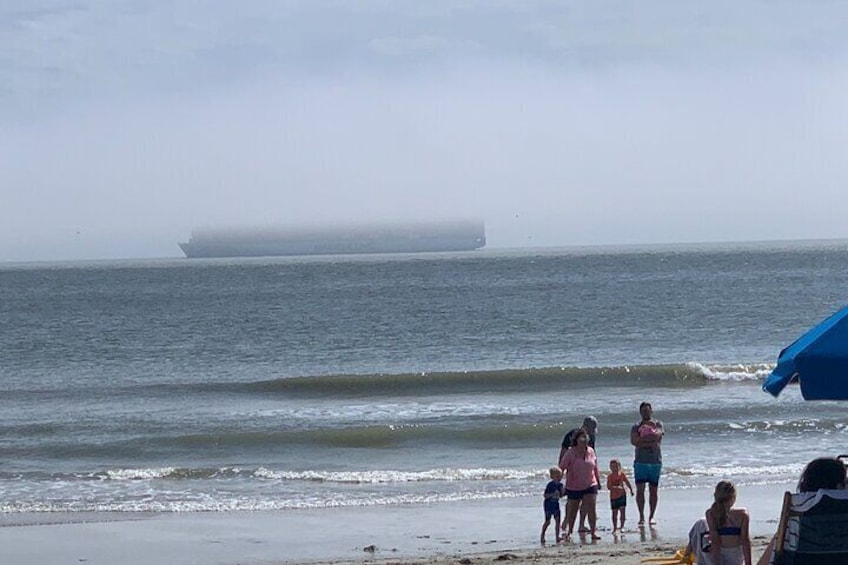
[317,538,773,565]
[0,483,787,564]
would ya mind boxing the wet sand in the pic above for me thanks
[0,482,788,564]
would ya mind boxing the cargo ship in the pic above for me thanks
[178,220,486,258]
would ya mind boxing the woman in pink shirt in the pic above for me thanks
[559,428,602,540]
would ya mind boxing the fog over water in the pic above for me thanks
[2,1,848,261]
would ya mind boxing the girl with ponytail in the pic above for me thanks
[705,480,752,565]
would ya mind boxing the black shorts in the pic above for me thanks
[610,495,627,510]
[565,485,599,500]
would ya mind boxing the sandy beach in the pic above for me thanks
[0,482,788,564]
[313,538,773,565]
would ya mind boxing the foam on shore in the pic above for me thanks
[0,481,791,564]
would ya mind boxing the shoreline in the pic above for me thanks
[0,482,790,564]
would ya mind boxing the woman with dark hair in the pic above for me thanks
[755,457,847,565]
[558,427,601,540]
[796,457,847,492]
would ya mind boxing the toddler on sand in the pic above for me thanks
[606,459,634,532]
[540,466,565,544]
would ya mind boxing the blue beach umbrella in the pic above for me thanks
[763,304,848,400]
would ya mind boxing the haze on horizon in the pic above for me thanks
[2,1,848,262]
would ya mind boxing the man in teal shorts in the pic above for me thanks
[630,402,663,526]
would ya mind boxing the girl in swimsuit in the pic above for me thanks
[705,480,752,565]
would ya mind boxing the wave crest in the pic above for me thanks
[690,362,773,381]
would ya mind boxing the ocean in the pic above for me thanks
[2,241,848,519]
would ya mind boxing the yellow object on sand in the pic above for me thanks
[640,547,693,564]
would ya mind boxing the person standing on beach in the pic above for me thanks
[559,428,602,540]
[606,458,634,532]
[630,402,663,526]
[558,416,598,533]
[558,416,598,463]
[540,466,566,544]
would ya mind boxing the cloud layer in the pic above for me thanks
[2,1,848,260]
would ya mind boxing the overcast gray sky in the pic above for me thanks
[2,1,848,261]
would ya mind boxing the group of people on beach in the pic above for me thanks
[541,402,848,565]
[541,401,663,544]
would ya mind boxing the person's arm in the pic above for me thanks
[655,421,665,441]
[591,450,601,489]
[630,425,640,447]
[741,510,753,565]
[631,424,660,448]
[559,449,572,472]
[623,474,634,494]
[644,422,664,446]
[706,510,724,565]
[558,432,572,463]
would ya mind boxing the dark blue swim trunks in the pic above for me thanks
[543,498,561,518]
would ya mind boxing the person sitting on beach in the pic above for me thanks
[755,457,847,565]
[540,466,566,544]
[559,428,602,540]
[558,416,598,533]
[630,401,663,526]
[686,517,713,565]
[704,480,752,565]
[607,458,634,532]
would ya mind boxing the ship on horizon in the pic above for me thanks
[178,220,486,258]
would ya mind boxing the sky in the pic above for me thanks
[2,1,848,261]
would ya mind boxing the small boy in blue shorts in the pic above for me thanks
[541,466,565,544]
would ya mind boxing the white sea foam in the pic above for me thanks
[246,401,531,422]
[100,467,243,481]
[104,468,177,480]
[668,463,804,478]
[253,467,540,483]
[0,488,534,513]
[689,362,774,381]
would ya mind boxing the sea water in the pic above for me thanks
[1,241,848,517]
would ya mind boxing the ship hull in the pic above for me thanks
[179,221,485,259]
